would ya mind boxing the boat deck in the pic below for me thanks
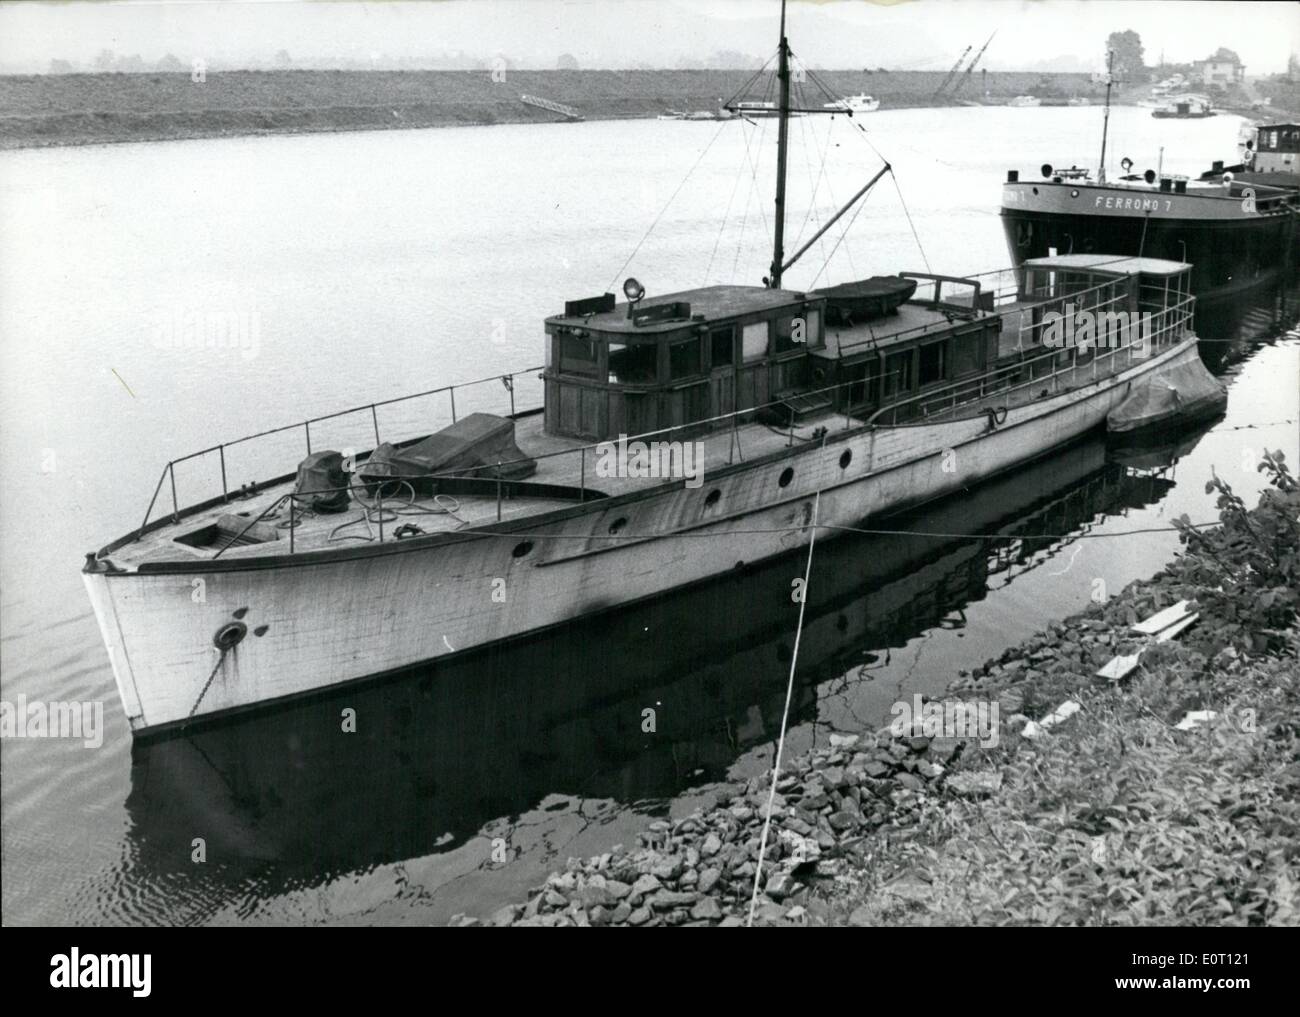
[109,406,864,568]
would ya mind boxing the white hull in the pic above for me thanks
[85,339,1202,735]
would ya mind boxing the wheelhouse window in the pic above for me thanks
[774,315,799,355]
[559,334,598,376]
[608,341,657,384]
[742,322,768,363]
[710,326,735,368]
[918,341,947,386]
[668,337,702,380]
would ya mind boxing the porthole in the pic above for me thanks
[512,540,534,558]
[705,489,721,507]
[609,517,628,534]
[839,449,852,469]
[778,467,794,488]
[212,621,247,650]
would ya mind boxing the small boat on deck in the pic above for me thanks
[814,275,918,324]
[82,1,1217,737]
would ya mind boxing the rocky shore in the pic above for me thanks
[461,454,1299,927]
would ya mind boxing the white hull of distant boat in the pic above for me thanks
[824,94,880,114]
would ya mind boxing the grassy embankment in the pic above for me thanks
[0,68,1099,150]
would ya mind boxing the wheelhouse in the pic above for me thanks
[1251,122,1300,174]
[543,286,827,440]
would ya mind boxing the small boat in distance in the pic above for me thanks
[823,93,880,114]
[734,100,780,118]
[1067,96,1091,107]
[1152,94,1214,119]
[1008,95,1041,107]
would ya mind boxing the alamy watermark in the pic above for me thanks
[889,694,1000,748]
[1,695,103,748]
[151,307,261,360]
[1040,303,1153,359]
[594,434,705,489]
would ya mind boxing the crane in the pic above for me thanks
[932,45,972,101]
[948,31,996,101]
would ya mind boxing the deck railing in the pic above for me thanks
[868,291,1194,426]
[137,366,544,539]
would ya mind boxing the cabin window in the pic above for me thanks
[774,315,799,355]
[742,322,768,362]
[559,335,598,376]
[710,326,735,368]
[669,337,702,380]
[846,361,879,407]
[882,350,912,398]
[805,309,822,349]
[918,341,947,387]
[608,341,657,385]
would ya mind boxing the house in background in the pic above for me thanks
[1193,55,1246,88]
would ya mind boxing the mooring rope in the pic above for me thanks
[747,436,827,927]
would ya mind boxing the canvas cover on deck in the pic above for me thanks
[1107,360,1227,434]
[293,450,351,513]
[362,412,537,486]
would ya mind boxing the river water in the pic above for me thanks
[1,106,1297,925]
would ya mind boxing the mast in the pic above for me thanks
[769,0,791,289]
[1098,49,1114,184]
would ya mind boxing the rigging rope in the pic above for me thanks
[747,436,826,927]
[606,119,731,294]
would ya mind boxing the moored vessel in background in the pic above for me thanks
[1002,121,1300,316]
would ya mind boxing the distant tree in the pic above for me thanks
[117,54,146,72]
[1289,53,1300,82]
[555,52,579,70]
[1211,47,1241,65]
[94,48,116,72]
[1106,30,1144,82]
[275,49,293,68]
[156,53,184,72]
[48,58,74,74]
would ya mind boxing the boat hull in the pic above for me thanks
[85,338,1204,736]
[1001,184,1298,314]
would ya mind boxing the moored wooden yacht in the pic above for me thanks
[83,3,1216,736]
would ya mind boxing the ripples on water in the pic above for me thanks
[1,108,1297,924]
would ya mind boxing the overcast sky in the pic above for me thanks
[0,0,1296,74]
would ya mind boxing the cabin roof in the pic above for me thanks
[824,301,989,358]
[548,284,811,333]
[1025,254,1191,277]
